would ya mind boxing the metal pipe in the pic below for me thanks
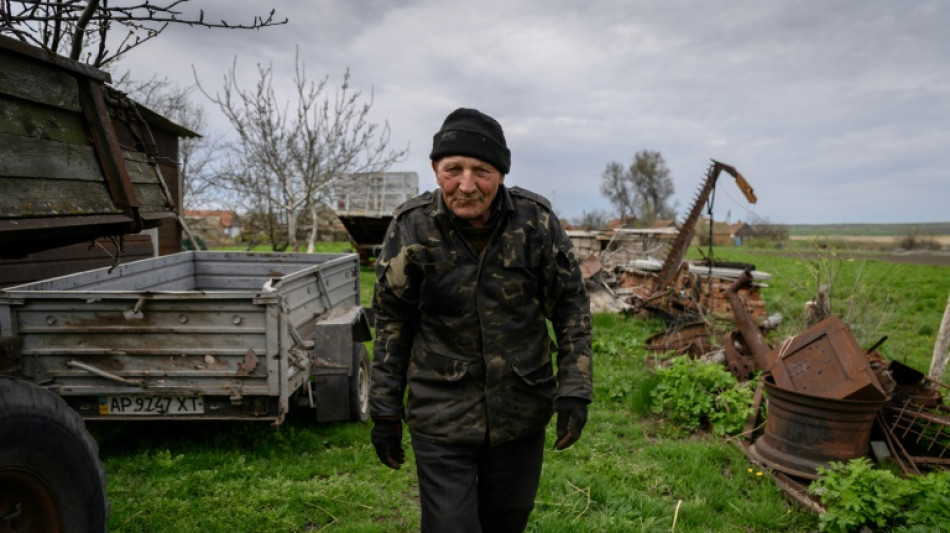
[724,270,773,371]
[67,360,144,387]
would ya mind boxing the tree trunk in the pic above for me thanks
[929,291,950,383]
[306,204,319,253]
[286,209,299,252]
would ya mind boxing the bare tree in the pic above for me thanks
[600,150,676,226]
[198,52,408,252]
[747,215,789,244]
[629,150,675,223]
[0,0,286,67]
[572,209,610,230]
[600,161,636,223]
[115,72,222,211]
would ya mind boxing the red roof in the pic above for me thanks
[185,210,237,228]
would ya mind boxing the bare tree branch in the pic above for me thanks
[116,71,225,212]
[1,1,287,66]
[196,54,408,252]
[68,0,98,59]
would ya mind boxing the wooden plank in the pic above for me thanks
[1,234,152,262]
[76,78,139,211]
[0,48,83,111]
[0,35,110,83]
[0,99,88,144]
[123,151,173,213]
[930,292,950,382]
[0,235,154,288]
[0,177,119,217]
[123,152,162,183]
[0,132,104,181]
[0,110,173,218]
[130,183,171,211]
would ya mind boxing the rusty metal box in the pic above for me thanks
[770,316,884,400]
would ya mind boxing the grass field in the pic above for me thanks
[90,244,950,532]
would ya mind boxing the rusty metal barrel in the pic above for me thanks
[749,375,887,480]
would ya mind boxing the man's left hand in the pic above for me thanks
[555,397,589,450]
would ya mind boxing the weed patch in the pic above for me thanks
[649,355,755,437]
[810,458,950,533]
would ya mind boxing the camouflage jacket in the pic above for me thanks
[369,184,593,447]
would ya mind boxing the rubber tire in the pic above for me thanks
[349,344,370,422]
[0,376,108,533]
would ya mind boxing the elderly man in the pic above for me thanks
[370,107,593,533]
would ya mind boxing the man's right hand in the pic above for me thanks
[371,418,405,469]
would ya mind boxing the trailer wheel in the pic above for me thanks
[0,376,108,533]
[349,344,370,422]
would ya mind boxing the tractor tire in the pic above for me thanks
[0,376,108,533]
[349,344,370,422]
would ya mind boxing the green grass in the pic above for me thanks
[95,420,417,532]
[699,248,950,372]
[90,243,950,531]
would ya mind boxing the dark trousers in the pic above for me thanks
[411,430,546,533]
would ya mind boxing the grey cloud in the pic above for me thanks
[118,0,949,223]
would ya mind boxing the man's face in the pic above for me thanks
[433,155,505,226]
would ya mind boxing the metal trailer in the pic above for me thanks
[0,251,372,426]
[334,171,418,264]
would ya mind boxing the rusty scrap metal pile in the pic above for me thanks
[584,160,766,325]
[666,271,948,506]
[581,161,949,506]
[613,262,949,505]
[715,272,950,520]
[594,249,949,476]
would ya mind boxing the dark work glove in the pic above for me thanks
[371,417,405,469]
[555,397,589,450]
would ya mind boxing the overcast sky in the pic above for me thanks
[116,0,949,225]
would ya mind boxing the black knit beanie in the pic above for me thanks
[430,108,511,174]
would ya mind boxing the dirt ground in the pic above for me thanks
[791,235,950,247]
[752,248,950,267]
[838,251,950,267]
[785,235,950,266]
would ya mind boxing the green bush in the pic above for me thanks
[708,381,756,436]
[897,471,950,531]
[648,355,753,436]
[809,457,950,533]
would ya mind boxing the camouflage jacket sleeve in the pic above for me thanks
[368,207,423,419]
[515,188,594,402]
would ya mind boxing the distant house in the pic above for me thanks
[693,217,733,246]
[651,219,678,231]
[185,210,242,245]
[730,221,756,245]
[601,218,622,230]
